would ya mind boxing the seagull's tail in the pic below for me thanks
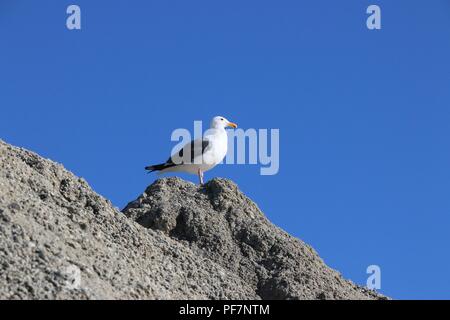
[145,164,164,173]
[145,163,175,173]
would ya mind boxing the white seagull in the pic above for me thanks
[145,116,238,185]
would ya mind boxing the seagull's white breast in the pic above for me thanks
[199,129,228,172]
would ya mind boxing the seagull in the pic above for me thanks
[145,116,238,185]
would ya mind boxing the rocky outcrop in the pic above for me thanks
[0,139,385,299]
[123,178,383,300]
[0,140,256,299]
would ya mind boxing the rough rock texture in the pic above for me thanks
[123,178,384,300]
[0,140,256,299]
[0,139,385,299]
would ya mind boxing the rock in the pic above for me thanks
[0,139,386,299]
[0,140,256,299]
[123,178,385,300]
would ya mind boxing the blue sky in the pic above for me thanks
[1,1,450,299]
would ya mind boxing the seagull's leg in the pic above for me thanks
[197,168,204,185]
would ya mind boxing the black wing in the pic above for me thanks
[167,139,210,165]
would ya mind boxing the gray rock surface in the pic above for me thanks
[123,178,384,300]
[0,139,385,299]
[0,140,256,299]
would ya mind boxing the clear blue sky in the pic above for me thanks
[1,1,450,299]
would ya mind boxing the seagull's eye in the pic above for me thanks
[220,118,224,121]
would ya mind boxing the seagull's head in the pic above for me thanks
[211,116,238,130]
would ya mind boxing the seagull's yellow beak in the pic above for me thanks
[227,121,238,129]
